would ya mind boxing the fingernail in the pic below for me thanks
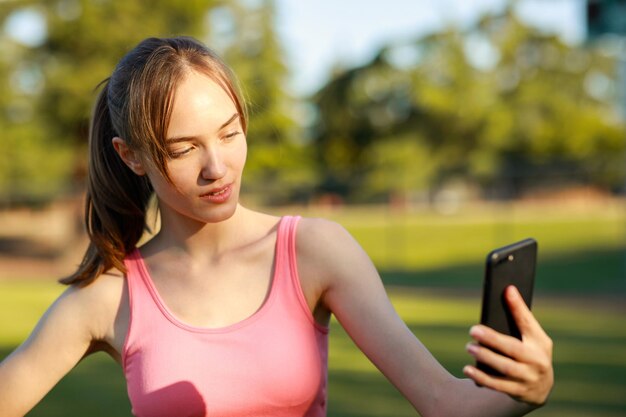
[507,285,520,298]
[469,326,484,338]
[466,343,478,355]
[463,365,474,376]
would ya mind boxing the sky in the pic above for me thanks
[274,0,586,95]
[3,0,587,96]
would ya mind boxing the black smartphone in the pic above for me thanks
[477,238,537,376]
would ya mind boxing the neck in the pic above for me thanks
[149,204,252,259]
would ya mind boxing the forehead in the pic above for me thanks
[167,71,238,137]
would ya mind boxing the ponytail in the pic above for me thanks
[61,36,248,286]
[61,82,152,286]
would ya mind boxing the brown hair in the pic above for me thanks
[62,36,248,286]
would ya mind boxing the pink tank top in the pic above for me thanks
[122,216,329,417]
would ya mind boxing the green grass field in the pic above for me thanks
[1,204,625,416]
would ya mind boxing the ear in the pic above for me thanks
[112,137,146,176]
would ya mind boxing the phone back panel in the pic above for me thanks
[480,238,537,340]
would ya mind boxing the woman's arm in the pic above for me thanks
[297,218,552,417]
[0,273,124,417]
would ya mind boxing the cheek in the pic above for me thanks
[169,168,198,191]
[147,165,192,196]
[148,176,176,199]
[230,140,247,172]
[239,142,248,169]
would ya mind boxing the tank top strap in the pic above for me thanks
[122,249,160,367]
[124,249,155,316]
[274,216,327,332]
[274,215,301,292]
[124,249,143,319]
[275,215,299,264]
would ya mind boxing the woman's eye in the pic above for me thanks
[168,147,192,158]
[223,131,240,141]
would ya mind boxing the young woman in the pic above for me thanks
[0,36,553,417]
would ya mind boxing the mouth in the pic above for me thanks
[199,184,233,202]
[203,186,229,197]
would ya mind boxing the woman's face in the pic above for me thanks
[144,70,247,226]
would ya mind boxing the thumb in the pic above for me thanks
[506,285,540,339]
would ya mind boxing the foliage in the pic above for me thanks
[312,7,626,202]
[2,2,625,205]
[0,20,73,203]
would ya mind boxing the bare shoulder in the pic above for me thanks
[0,269,128,414]
[66,269,125,311]
[296,217,372,284]
[296,217,356,253]
[293,217,359,317]
[58,269,127,341]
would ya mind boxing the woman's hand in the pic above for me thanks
[463,285,554,406]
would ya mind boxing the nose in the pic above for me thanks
[200,146,227,181]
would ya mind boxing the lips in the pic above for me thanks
[199,184,233,203]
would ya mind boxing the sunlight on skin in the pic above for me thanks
[1,206,625,416]
[1,279,625,416]
[326,289,626,416]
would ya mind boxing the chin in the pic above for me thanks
[195,198,240,225]
[205,205,238,224]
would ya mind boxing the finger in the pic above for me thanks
[505,286,542,339]
[469,325,526,361]
[505,286,554,367]
[466,342,527,381]
[470,324,522,354]
[463,365,527,401]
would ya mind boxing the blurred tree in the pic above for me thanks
[311,27,496,202]
[3,1,624,206]
[312,58,391,198]
[311,6,625,202]
[473,9,624,195]
[0,9,75,205]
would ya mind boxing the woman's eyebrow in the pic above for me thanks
[166,113,240,143]
[219,113,240,130]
